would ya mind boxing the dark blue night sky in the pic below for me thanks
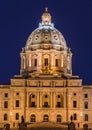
[0,0,92,84]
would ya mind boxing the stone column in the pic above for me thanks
[64,91,66,108]
[26,90,28,108]
[50,92,53,108]
[38,53,42,66]
[21,54,26,70]
[67,55,70,70]
[37,91,40,108]
[26,54,28,69]
[40,92,42,108]
[66,88,68,122]
[61,55,63,67]
[20,53,23,70]
[53,92,56,108]
[67,49,72,74]
[51,53,54,66]
[52,92,53,107]
[23,56,26,69]
[29,54,31,67]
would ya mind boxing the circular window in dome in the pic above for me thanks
[44,36,49,41]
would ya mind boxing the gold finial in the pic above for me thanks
[45,7,48,12]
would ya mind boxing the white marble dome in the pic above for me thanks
[25,8,67,51]
[20,8,72,76]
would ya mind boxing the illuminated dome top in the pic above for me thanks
[25,8,67,51]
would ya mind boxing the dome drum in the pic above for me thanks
[25,44,66,51]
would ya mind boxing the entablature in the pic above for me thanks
[10,77,82,88]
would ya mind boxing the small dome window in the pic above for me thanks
[44,36,49,40]
[35,35,39,40]
[62,38,64,42]
[54,35,58,40]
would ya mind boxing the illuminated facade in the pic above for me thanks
[0,8,92,129]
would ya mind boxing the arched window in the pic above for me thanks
[4,113,7,121]
[57,115,62,122]
[30,114,36,122]
[43,114,49,122]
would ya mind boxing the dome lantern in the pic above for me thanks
[42,8,51,24]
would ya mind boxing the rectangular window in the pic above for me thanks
[31,102,36,107]
[4,114,7,121]
[44,102,49,107]
[34,59,37,66]
[57,102,61,107]
[73,113,77,120]
[73,93,76,96]
[84,114,88,121]
[44,58,48,66]
[16,100,19,107]
[16,113,19,120]
[16,92,19,95]
[55,59,58,67]
[45,95,48,98]
[4,101,8,108]
[4,93,8,97]
[84,94,88,98]
[73,101,77,108]
[84,102,88,109]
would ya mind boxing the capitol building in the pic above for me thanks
[0,8,92,129]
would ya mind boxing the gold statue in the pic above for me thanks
[41,65,52,74]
